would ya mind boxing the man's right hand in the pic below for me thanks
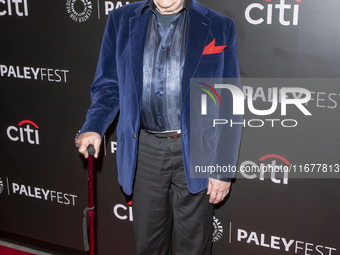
[76,132,101,159]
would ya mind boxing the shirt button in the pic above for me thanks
[156,91,161,96]
[133,134,136,139]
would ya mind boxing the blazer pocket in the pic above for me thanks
[200,52,224,63]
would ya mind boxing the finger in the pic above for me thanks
[214,191,225,204]
[207,179,212,195]
[221,184,231,200]
[215,188,230,204]
[79,145,89,159]
[76,134,87,157]
[93,141,101,159]
[220,192,227,202]
[216,192,224,204]
[75,137,82,148]
[209,189,217,204]
[93,135,101,158]
[224,187,230,198]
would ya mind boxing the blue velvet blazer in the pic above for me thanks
[80,0,242,195]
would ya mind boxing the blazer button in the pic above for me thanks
[133,134,136,139]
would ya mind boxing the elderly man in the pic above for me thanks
[76,0,242,254]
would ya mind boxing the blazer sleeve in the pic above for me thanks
[79,11,120,137]
[210,19,243,181]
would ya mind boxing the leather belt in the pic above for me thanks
[167,133,181,139]
[144,129,181,139]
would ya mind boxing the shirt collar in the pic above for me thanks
[141,0,192,15]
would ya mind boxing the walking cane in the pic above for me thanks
[83,144,95,255]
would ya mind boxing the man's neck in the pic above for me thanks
[154,0,184,14]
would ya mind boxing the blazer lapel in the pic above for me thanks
[129,8,152,103]
[181,1,211,107]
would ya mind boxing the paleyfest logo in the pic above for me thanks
[0,178,4,194]
[198,83,312,128]
[66,0,92,22]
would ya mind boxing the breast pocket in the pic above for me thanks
[200,52,224,63]
[196,55,224,78]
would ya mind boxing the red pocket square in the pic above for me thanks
[203,39,227,55]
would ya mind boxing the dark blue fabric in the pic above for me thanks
[141,7,187,131]
[79,0,242,195]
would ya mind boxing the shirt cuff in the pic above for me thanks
[209,173,232,182]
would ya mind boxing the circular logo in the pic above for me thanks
[66,0,92,23]
[0,178,4,194]
[212,216,223,242]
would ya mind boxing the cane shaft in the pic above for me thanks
[88,154,95,255]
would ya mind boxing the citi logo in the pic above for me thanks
[0,0,28,17]
[239,154,290,184]
[245,0,301,26]
[113,201,133,221]
[7,120,40,145]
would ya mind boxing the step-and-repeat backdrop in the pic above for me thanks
[1,0,340,254]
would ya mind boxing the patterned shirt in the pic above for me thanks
[140,0,191,131]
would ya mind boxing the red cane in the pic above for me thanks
[87,144,95,255]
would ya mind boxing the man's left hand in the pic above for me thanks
[207,178,231,204]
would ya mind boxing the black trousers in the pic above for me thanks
[132,130,214,255]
